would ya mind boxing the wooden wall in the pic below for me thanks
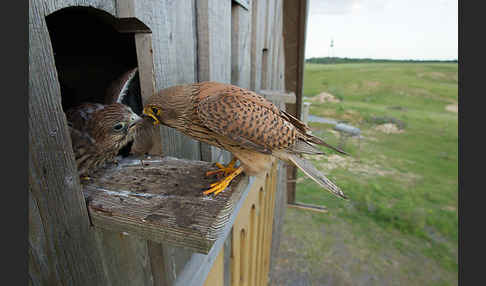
[29,0,293,285]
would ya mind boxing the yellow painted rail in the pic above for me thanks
[204,162,279,286]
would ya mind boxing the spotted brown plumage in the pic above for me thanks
[66,102,143,176]
[143,81,348,199]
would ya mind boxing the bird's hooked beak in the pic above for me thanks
[129,113,144,129]
[143,106,161,126]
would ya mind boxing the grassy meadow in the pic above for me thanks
[271,63,458,286]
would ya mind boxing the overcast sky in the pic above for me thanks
[305,0,458,60]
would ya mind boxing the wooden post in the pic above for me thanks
[283,0,310,204]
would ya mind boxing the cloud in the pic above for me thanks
[309,0,389,15]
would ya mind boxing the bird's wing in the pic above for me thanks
[104,67,139,105]
[196,87,297,154]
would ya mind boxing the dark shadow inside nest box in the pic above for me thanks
[46,7,150,156]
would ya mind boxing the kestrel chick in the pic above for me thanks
[143,82,348,199]
[66,102,143,176]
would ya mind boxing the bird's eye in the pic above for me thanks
[113,122,126,131]
[151,107,159,115]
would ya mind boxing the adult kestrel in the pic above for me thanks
[143,82,348,199]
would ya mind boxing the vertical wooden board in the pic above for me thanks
[283,0,310,203]
[248,202,257,285]
[131,0,201,160]
[196,0,232,163]
[261,0,276,90]
[250,0,267,92]
[230,225,240,286]
[147,241,169,286]
[168,0,199,85]
[29,1,108,285]
[94,230,154,286]
[254,184,266,286]
[269,161,287,283]
[204,248,224,286]
[271,0,284,90]
[196,0,231,82]
[277,36,286,91]
[159,0,201,160]
[262,164,279,285]
[159,245,194,286]
[29,190,57,286]
[223,231,233,286]
[134,33,163,155]
[258,173,271,285]
[231,3,252,89]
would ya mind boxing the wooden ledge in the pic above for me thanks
[259,89,296,104]
[82,156,251,254]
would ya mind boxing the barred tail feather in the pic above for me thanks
[288,154,348,199]
[306,134,349,155]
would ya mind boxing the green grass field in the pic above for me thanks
[271,63,458,286]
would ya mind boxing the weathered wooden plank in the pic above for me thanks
[29,189,56,286]
[134,33,164,156]
[261,0,276,90]
[147,241,170,286]
[93,229,154,286]
[271,0,284,90]
[159,244,195,286]
[130,0,202,161]
[231,3,252,88]
[196,0,232,163]
[250,0,266,91]
[283,0,310,204]
[29,1,109,285]
[83,156,249,254]
[269,161,287,284]
[159,0,201,160]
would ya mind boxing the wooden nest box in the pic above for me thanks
[30,0,309,285]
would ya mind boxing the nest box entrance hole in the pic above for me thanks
[46,7,152,156]
[46,7,150,114]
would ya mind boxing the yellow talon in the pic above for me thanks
[206,158,238,177]
[203,166,243,196]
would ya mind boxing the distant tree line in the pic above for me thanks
[305,57,458,64]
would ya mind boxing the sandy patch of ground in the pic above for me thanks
[364,81,381,88]
[442,205,457,212]
[374,123,404,134]
[445,104,458,113]
[417,71,448,80]
[309,92,341,103]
